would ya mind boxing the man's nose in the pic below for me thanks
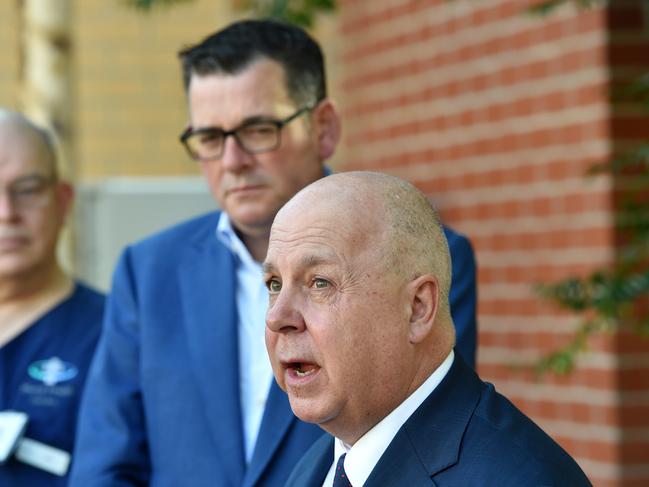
[266,288,307,334]
[220,135,253,173]
[0,190,19,221]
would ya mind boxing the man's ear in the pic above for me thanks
[55,181,75,220]
[407,274,439,344]
[313,99,341,160]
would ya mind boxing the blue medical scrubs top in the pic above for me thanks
[0,283,104,487]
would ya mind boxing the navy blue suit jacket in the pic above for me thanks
[70,211,476,487]
[286,355,591,487]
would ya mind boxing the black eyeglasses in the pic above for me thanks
[179,104,315,162]
[0,175,55,209]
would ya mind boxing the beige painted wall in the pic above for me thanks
[0,2,340,280]
[0,3,20,110]
[0,2,342,181]
[74,1,235,179]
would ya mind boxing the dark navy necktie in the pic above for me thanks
[333,453,353,487]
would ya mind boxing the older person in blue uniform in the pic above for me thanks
[70,20,477,487]
[0,109,104,486]
[266,172,591,487]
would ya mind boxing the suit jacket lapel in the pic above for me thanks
[365,355,481,487]
[243,380,296,486]
[180,227,246,485]
[286,435,334,487]
[364,436,435,487]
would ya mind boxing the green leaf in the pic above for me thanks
[587,143,649,175]
[234,0,336,26]
[121,0,194,11]
[526,0,568,15]
[537,350,576,375]
[526,0,604,16]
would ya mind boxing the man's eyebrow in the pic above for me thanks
[298,254,334,269]
[262,253,337,275]
[194,114,278,132]
[12,173,51,182]
[8,174,53,187]
[239,114,277,125]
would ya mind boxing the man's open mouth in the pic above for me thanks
[287,362,318,377]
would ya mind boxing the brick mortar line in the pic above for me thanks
[478,281,598,300]
[432,176,611,207]
[458,215,612,235]
[346,102,609,144]
[344,121,609,166]
[375,141,610,182]
[340,0,585,59]
[345,107,608,160]
[479,316,584,331]
[540,419,649,442]
[342,71,608,121]
[490,382,621,405]
[479,347,649,367]
[475,248,612,266]
[576,458,649,480]
[340,30,605,93]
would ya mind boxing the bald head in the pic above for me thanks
[266,171,456,443]
[0,109,58,179]
[275,171,453,320]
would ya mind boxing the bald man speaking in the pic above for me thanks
[264,172,591,487]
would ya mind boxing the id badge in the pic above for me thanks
[15,438,71,476]
[0,411,28,463]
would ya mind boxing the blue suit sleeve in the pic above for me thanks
[444,227,478,369]
[69,248,150,486]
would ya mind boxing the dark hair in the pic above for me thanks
[178,19,326,106]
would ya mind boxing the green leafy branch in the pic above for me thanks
[121,0,194,10]
[122,0,336,26]
[535,136,649,375]
[535,129,649,376]
[535,268,649,374]
[526,0,605,15]
[234,0,335,27]
[528,0,649,375]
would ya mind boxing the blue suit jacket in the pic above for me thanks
[285,355,591,487]
[70,211,476,487]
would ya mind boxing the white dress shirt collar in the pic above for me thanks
[217,211,256,268]
[216,212,273,464]
[325,350,455,487]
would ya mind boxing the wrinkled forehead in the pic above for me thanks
[273,187,358,238]
[268,191,381,266]
[265,222,357,281]
[280,177,384,226]
[270,207,352,252]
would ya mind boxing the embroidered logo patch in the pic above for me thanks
[27,357,78,386]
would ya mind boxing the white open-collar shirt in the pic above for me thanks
[323,351,455,487]
[216,212,274,463]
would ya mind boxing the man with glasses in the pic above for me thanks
[71,19,476,487]
[0,109,104,486]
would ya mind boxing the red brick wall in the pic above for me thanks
[332,1,649,485]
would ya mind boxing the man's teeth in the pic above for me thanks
[293,363,316,377]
